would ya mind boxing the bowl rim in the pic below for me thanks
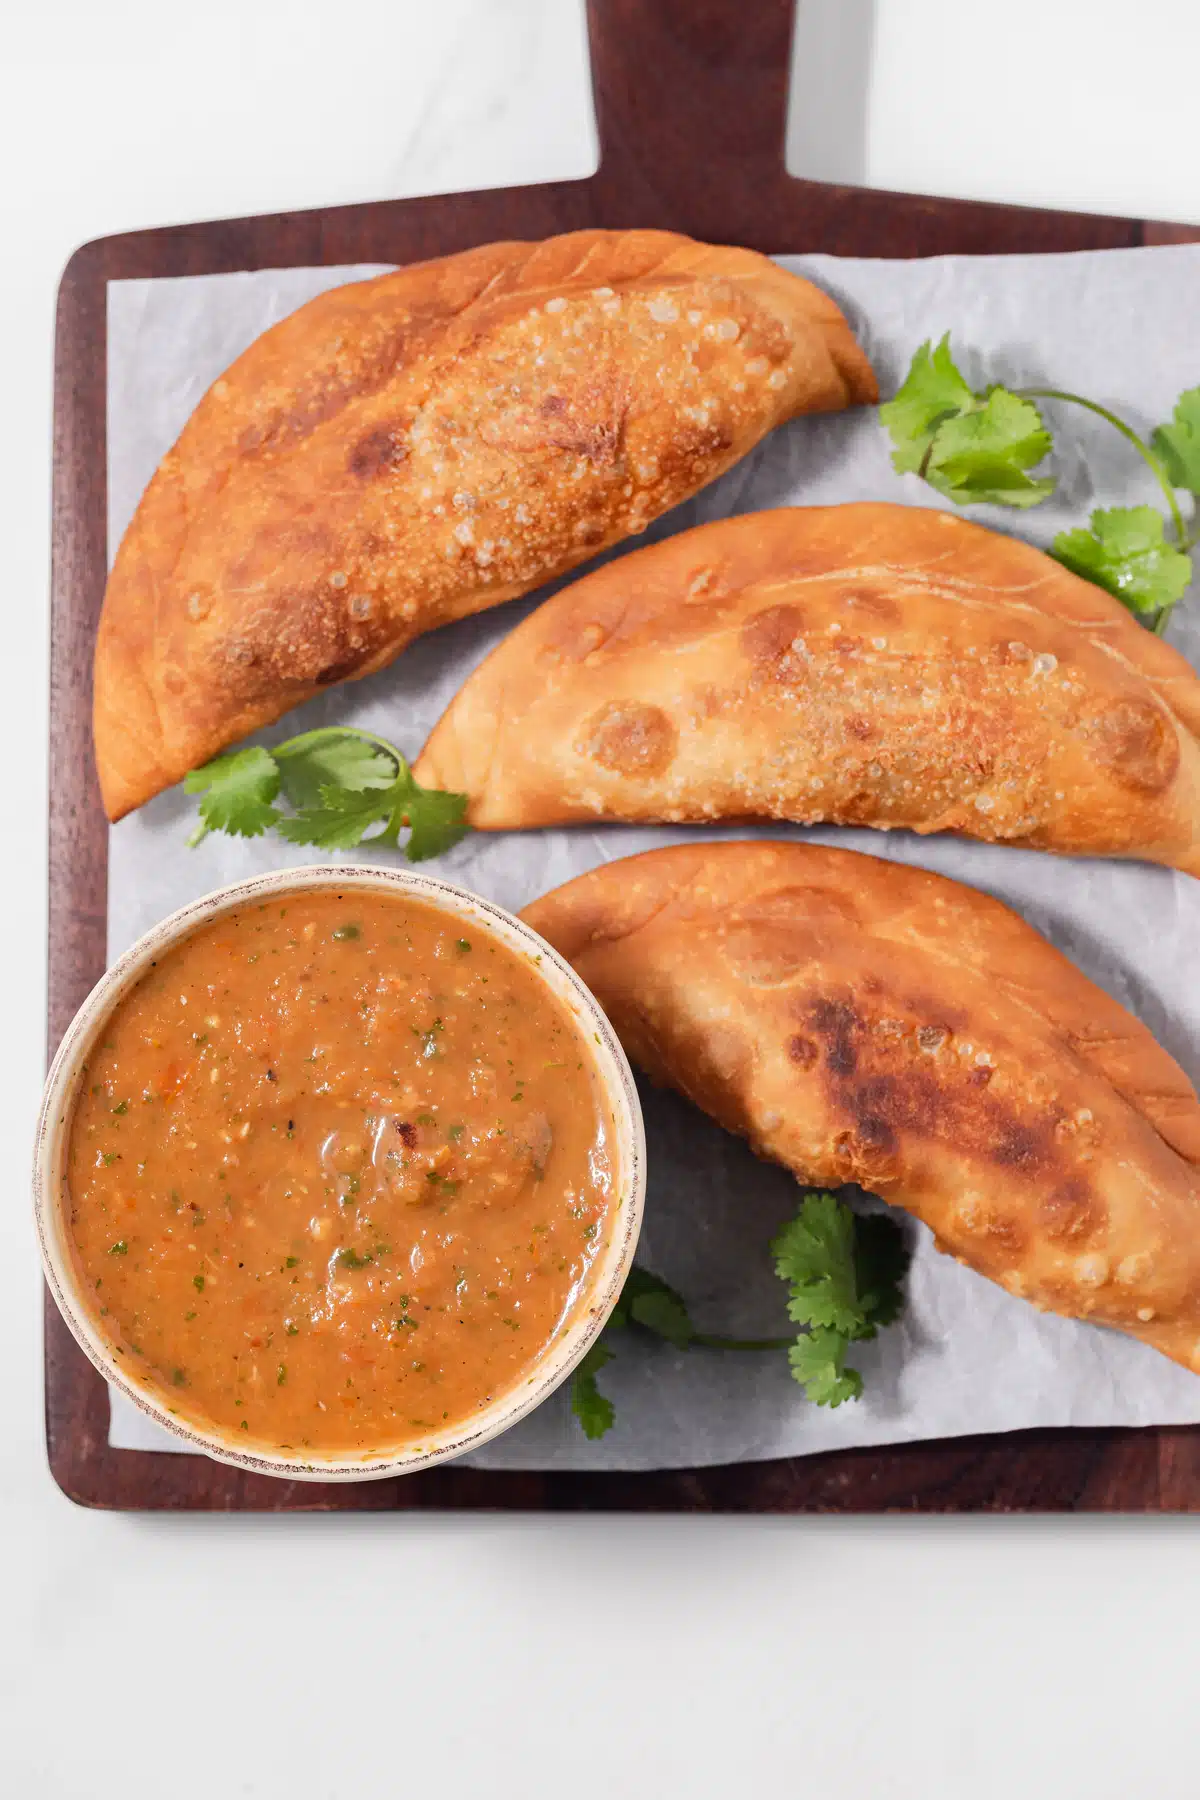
[33,862,646,1482]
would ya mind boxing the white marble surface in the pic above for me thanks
[6,4,1200,1797]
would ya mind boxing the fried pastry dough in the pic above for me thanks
[522,842,1200,1373]
[416,504,1200,874]
[94,232,875,820]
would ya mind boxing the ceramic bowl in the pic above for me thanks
[33,864,645,1481]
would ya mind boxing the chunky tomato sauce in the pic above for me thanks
[66,889,617,1454]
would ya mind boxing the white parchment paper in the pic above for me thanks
[103,246,1200,1469]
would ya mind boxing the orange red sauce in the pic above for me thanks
[66,888,616,1454]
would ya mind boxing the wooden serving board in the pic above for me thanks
[49,0,1200,1511]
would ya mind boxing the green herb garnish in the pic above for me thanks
[184,726,468,860]
[424,1171,460,1196]
[771,1195,909,1407]
[880,336,1200,632]
[569,1198,910,1438]
[1053,507,1191,618]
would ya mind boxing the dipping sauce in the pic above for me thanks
[65,888,617,1454]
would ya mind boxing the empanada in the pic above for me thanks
[94,232,875,820]
[416,504,1200,874]
[522,842,1200,1373]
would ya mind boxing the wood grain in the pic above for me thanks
[47,0,1200,1511]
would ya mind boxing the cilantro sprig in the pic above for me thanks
[184,727,468,862]
[770,1194,909,1407]
[570,1195,911,1438]
[880,334,1200,633]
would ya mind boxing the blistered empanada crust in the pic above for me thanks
[95,232,874,818]
[419,505,1200,874]
[523,842,1200,1374]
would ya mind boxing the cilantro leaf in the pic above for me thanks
[788,1328,864,1408]
[925,388,1055,509]
[1052,506,1193,617]
[569,1210,910,1439]
[882,336,1054,509]
[277,769,468,861]
[276,783,399,852]
[402,778,469,862]
[185,727,467,861]
[621,1268,695,1350]
[569,1339,616,1439]
[183,745,280,844]
[882,343,1199,630]
[771,1191,863,1335]
[771,1192,910,1409]
[1152,387,1200,496]
[274,729,398,809]
[879,334,975,475]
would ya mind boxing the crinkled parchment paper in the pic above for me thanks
[102,245,1200,1468]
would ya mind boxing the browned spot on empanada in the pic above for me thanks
[581,702,675,776]
[211,589,384,699]
[740,603,805,675]
[811,1004,1068,1189]
[839,586,899,624]
[1093,698,1180,795]
[976,1209,1027,1253]
[657,419,736,479]
[986,1118,1052,1170]
[1040,1177,1106,1244]
[832,1118,899,1187]
[238,326,415,459]
[810,996,860,1075]
[347,424,409,478]
[480,383,629,465]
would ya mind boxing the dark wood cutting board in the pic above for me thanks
[49,0,1200,1511]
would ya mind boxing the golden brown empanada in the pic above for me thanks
[416,504,1200,874]
[522,841,1200,1374]
[94,232,875,820]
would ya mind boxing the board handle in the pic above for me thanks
[586,0,796,241]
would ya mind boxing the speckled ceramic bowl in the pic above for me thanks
[33,864,645,1482]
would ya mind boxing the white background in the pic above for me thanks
[4,3,1200,1794]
